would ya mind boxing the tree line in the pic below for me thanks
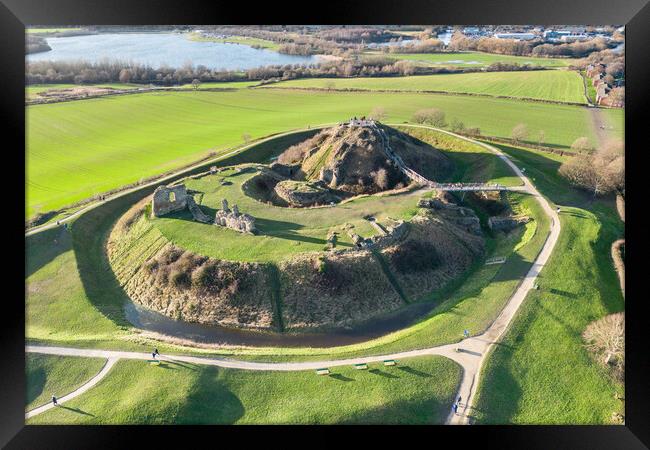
[27,56,546,86]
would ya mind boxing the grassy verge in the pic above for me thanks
[28,356,460,424]
[27,354,106,411]
[471,141,625,424]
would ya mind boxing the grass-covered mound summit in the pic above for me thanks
[277,122,454,196]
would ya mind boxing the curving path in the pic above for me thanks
[25,358,119,419]
[25,126,561,424]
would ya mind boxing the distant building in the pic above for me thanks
[494,32,536,40]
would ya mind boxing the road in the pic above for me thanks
[25,126,561,424]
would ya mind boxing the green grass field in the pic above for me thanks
[26,354,106,411]
[27,88,617,219]
[370,51,577,68]
[270,70,587,104]
[471,143,625,424]
[28,356,460,424]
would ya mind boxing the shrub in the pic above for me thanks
[170,269,191,288]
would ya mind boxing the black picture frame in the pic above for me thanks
[3,0,647,448]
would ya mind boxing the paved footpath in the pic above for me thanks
[25,126,561,424]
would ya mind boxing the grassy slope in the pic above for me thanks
[26,354,106,410]
[367,51,576,68]
[27,89,613,218]
[28,356,460,424]
[471,142,625,424]
[271,71,587,104]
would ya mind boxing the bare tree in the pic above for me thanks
[511,123,529,143]
[583,312,624,380]
[571,137,595,153]
[324,80,336,90]
[450,118,465,133]
[538,130,546,146]
[118,68,131,84]
[242,133,252,144]
[559,139,624,196]
[412,108,447,128]
[370,106,387,122]
[191,78,201,90]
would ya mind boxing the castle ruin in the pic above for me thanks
[152,184,188,216]
[214,199,257,234]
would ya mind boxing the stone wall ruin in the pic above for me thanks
[214,199,257,234]
[152,184,188,217]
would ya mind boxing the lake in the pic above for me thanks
[27,32,322,70]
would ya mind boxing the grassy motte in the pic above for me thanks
[27,354,106,411]
[28,356,461,424]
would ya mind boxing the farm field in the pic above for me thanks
[365,51,578,68]
[269,70,587,104]
[26,354,106,411]
[28,356,461,424]
[27,88,617,219]
[471,143,625,424]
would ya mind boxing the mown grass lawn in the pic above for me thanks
[271,70,587,104]
[28,356,460,424]
[27,88,614,218]
[471,142,625,424]
[26,354,106,411]
[366,51,577,68]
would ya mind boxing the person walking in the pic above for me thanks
[52,395,58,406]
[152,351,157,360]
[457,396,462,406]
[453,402,458,415]
[154,348,159,357]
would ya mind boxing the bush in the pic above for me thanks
[170,269,191,288]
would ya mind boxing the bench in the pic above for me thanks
[354,363,368,370]
[383,360,397,366]
[315,368,330,375]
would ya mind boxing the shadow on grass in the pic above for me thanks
[59,405,95,417]
[470,347,523,424]
[176,367,244,424]
[26,367,46,407]
[368,368,400,379]
[26,226,71,279]
[397,366,432,378]
[72,188,154,329]
[341,396,450,425]
[329,373,354,382]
